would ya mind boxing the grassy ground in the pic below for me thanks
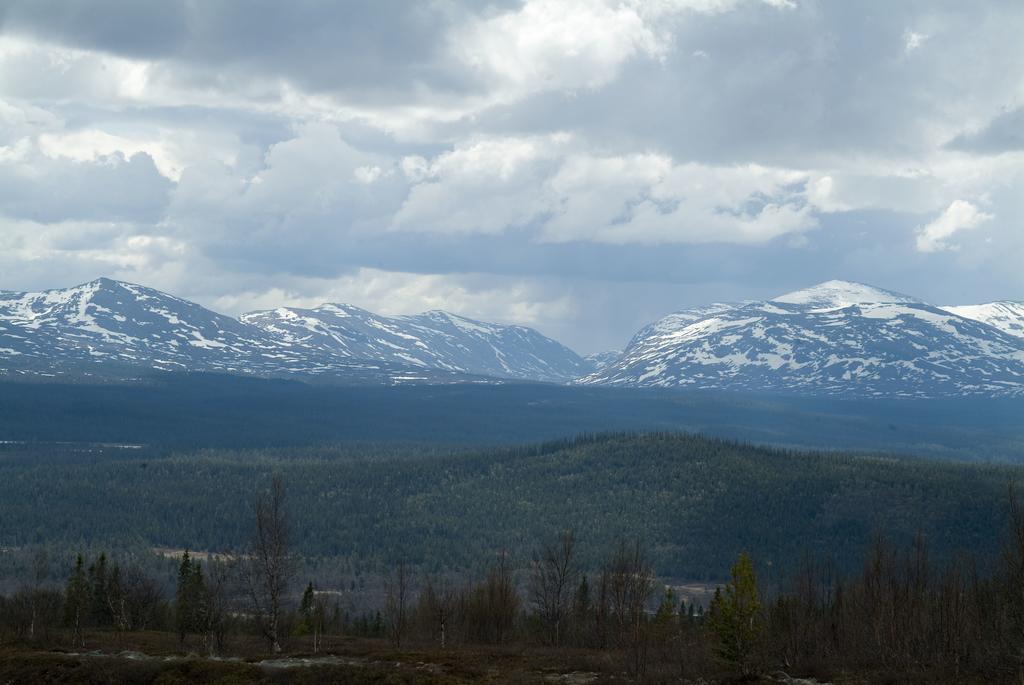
[0,631,635,685]
[0,631,1007,684]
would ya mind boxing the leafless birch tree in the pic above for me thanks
[242,474,295,653]
[529,529,579,645]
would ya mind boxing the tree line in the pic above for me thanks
[5,476,1024,682]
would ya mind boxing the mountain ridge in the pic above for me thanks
[578,280,1024,398]
[3,277,1023,397]
[0,278,583,385]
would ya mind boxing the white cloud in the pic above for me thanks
[903,29,928,53]
[563,162,817,245]
[451,0,797,106]
[38,129,185,181]
[394,137,818,245]
[453,0,665,101]
[170,123,404,249]
[393,135,566,234]
[209,267,576,329]
[0,218,188,284]
[916,199,993,252]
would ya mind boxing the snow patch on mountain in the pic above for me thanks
[943,302,1024,340]
[772,280,920,310]
[241,304,587,382]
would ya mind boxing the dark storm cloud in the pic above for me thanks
[0,0,496,99]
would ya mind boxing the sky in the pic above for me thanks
[0,0,1022,354]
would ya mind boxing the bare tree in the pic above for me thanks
[417,576,456,648]
[242,474,295,653]
[489,549,519,645]
[529,529,579,645]
[205,557,236,655]
[122,564,163,632]
[603,539,654,676]
[385,560,411,647]
[27,547,48,641]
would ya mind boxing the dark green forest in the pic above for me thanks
[1,433,1017,580]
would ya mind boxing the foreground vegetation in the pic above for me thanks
[4,432,1024,682]
[4,497,1024,683]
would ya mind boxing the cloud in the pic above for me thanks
[947,106,1024,154]
[916,200,994,253]
[393,135,565,234]
[167,123,407,274]
[903,29,928,53]
[545,159,816,244]
[452,0,665,102]
[393,136,818,245]
[0,144,173,224]
[209,267,578,338]
[0,0,1022,353]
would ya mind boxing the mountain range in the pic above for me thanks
[1,278,1022,397]
[578,281,1024,398]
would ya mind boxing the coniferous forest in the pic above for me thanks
[3,432,1024,683]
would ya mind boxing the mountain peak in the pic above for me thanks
[314,303,373,316]
[82,276,139,291]
[772,280,920,309]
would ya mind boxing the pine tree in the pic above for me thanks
[88,553,111,627]
[571,574,591,646]
[299,581,315,635]
[708,552,763,676]
[298,581,324,652]
[190,560,209,643]
[176,551,208,646]
[63,554,90,647]
[651,586,680,650]
[654,586,678,625]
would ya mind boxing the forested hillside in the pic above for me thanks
[1,433,1016,580]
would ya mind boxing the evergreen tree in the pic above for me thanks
[176,551,193,645]
[87,553,111,627]
[298,581,315,635]
[190,561,209,640]
[63,554,90,647]
[651,586,680,651]
[654,586,678,626]
[571,574,591,645]
[708,552,763,676]
[175,552,208,647]
[298,581,324,652]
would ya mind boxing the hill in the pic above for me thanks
[1,433,1017,580]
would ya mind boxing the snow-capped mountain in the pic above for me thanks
[943,301,1024,340]
[584,350,621,372]
[0,278,283,376]
[0,279,581,384]
[578,280,1024,398]
[240,304,587,383]
[4,278,1023,397]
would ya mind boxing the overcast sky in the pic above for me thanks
[0,0,1022,353]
